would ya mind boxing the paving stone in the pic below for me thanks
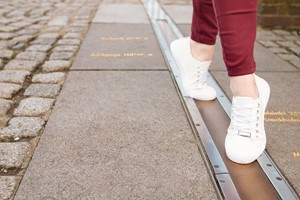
[42,60,71,72]
[0,70,30,84]
[0,116,9,129]
[0,41,9,49]
[289,47,300,56]
[32,72,66,84]
[277,54,299,61]
[12,35,35,42]
[10,42,26,51]
[14,97,54,117]
[0,117,45,139]
[42,26,62,33]
[48,16,69,26]
[38,33,60,39]
[52,45,79,52]
[26,45,52,52]
[0,33,15,40]
[24,84,61,98]
[290,59,300,69]
[0,26,20,32]
[4,60,39,71]
[49,52,74,60]
[57,39,81,45]
[0,142,30,169]
[16,52,46,63]
[64,26,86,33]
[268,47,289,54]
[0,83,22,99]
[258,40,279,48]
[31,38,57,45]
[0,99,13,115]
[63,33,82,39]
[0,59,3,69]
[0,50,13,59]
[273,29,291,35]
[276,41,299,48]
[296,41,300,46]
[17,29,38,36]
[0,176,17,200]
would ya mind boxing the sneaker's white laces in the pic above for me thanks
[195,67,209,88]
[231,103,259,137]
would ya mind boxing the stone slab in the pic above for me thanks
[15,71,216,199]
[72,24,166,70]
[163,5,192,24]
[178,24,298,72]
[211,71,300,194]
[92,3,149,24]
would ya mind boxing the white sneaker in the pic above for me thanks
[225,75,270,164]
[170,37,216,101]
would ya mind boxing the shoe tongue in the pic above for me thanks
[233,96,257,105]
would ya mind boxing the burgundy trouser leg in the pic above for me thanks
[191,0,257,76]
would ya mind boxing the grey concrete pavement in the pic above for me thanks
[15,71,217,199]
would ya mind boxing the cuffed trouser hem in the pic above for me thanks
[227,65,256,77]
[191,33,216,45]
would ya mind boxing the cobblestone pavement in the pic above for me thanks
[257,28,300,69]
[0,0,299,199]
[0,0,101,199]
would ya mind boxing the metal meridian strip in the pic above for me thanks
[160,3,299,200]
[143,0,241,199]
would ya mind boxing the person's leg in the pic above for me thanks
[190,0,218,62]
[170,0,218,101]
[210,0,271,164]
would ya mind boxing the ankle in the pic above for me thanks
[190,39,215,62]
[230,74,258,99]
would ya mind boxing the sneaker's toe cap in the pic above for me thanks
[187,86,217,101]
[225,135,266,164]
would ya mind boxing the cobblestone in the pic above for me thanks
[32,72,66,84]
[4,60,39,71]
[31,38,57,45]
[0,176,17,200]
[268,47,289,54]
[0,50,14,59]
[0,117,45,140]
[42,60,71,72]
[0,70,30,84]
[289,47,300,56]
[0,142,30,169]
[49,51,75,60]
[57,39,81,45]
[0,59,3,69]
[0,116,9,129]
[38,33,60,39]
[276,41,299,48]
[48,16,69,26]
[0,99,13,116]
[26,45,52,52]
[53,45,79,52]
[24,84,61,98]
[16,52,47,63]
[0,33,15,40]
[12,35,35,43]
[258,40,279,48]
[63,33,82,39]
[14,97,54,117]
[0,83,22,99]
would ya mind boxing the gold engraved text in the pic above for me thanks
[293,152,300,157]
